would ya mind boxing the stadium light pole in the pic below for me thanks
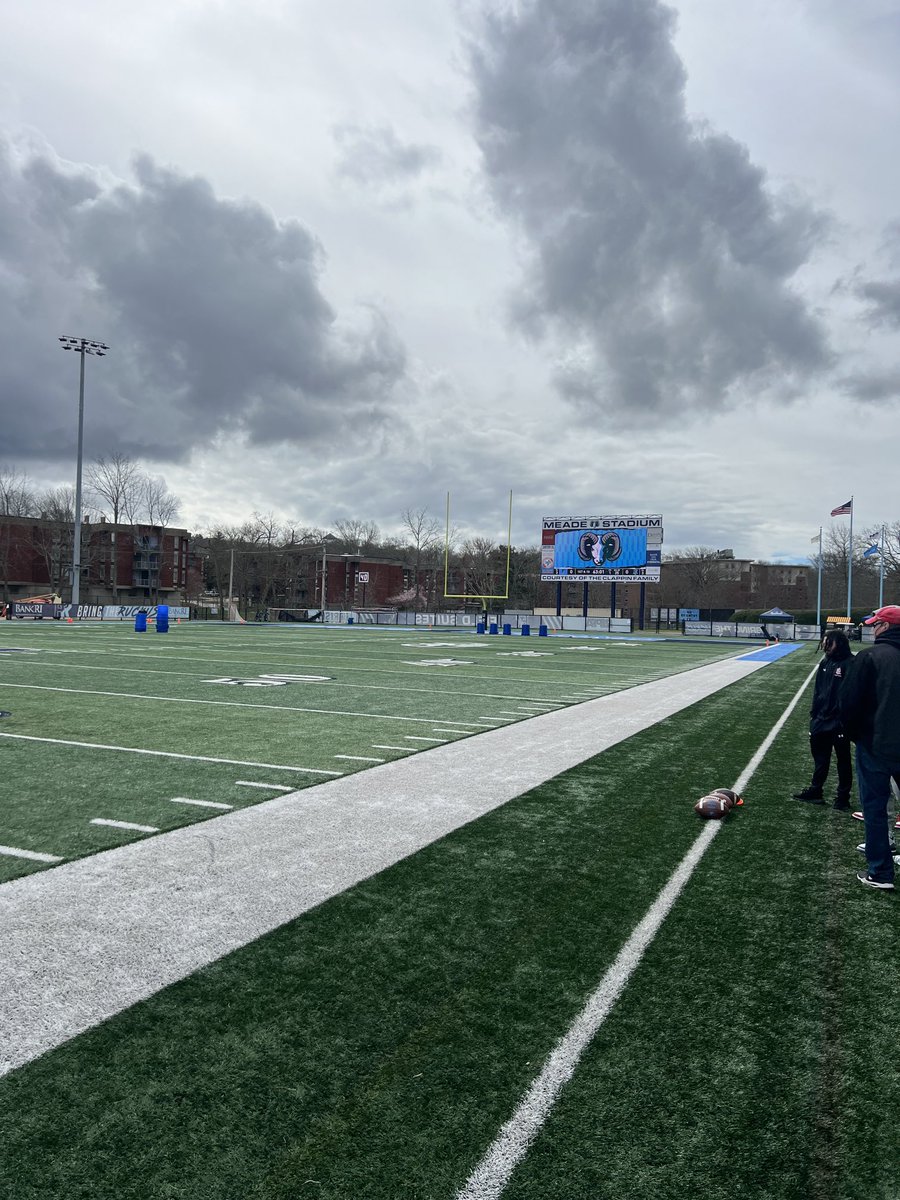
[58,336,109,610]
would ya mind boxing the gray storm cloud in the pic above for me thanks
[0,140,406,465]
[468,0,831,417]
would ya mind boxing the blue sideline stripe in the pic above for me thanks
[736,642,804,662]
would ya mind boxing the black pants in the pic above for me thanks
[809,730,852,799]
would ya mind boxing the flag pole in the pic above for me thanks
[815,526,823,631]
[846,496,854,619]
[879,523,885,608]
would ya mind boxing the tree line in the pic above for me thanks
[2,460,897,614]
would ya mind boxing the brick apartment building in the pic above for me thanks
[0,515,191,605]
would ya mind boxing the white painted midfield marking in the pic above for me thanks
[235,781,294,791]
[333,755,386,763]
[0,845,63,864]
[0,733,343,775]
[169,798,233,810]
[455,659,817,1200]
[90,819,160,833]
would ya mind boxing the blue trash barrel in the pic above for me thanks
[502,623,511,635]
[489,622,498,635]
[156,605,169,633]
[476,622,485,634]
[134,611,147,633]
[348,616,354,624]
[522,623,530,636]
[538,624,548,637]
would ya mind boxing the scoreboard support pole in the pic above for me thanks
[582,583,588,618]
[639,582,646,630]
[555,583,562,617]
[610,582,617,618]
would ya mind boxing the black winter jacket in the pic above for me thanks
[809,647,853,735]
[839,626,900,760]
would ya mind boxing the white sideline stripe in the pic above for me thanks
[0,654,772,1079]
[0,733,343,776]
[235,781,294,791]
[90,819,160,833]
[372,744,413,752]
[455,660,817,1200]
[404,735,448,743]
[0,845,63,864]
[334,755,386,763]
[169,798,233,811]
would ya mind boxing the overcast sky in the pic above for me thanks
[2,0,898,560]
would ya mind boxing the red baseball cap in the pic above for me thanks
[864,605,900,626]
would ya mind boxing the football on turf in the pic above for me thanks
[711,788,743,809]
[694,794,730,819]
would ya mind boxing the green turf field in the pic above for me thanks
[0,621,742,882]
[2,627,898,1199]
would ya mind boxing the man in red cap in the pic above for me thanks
[840,605,900,890]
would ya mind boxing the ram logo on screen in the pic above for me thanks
[540,514,663,583]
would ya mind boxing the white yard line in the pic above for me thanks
[0,845,63,864]
[372,745,414,752]
[453,660,817,1200]
[90,819,160,833]
[0,681,514,726]
[404,735,448,743]
[169,798,233,811]
[0,733,343,775]
[9,659,590,706]
[334,755,386,763]
[235,781,295,791]
[0,654,771,1078]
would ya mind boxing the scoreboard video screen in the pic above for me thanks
[540,514,662,583]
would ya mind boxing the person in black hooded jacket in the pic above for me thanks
[793,628,853,809]
[839,605,900,890]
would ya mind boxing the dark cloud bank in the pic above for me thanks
[467,0,832,417]
[0,142,406,465]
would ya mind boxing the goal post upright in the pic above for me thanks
[443,490,513,610]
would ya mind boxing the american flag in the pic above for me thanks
[830,499,852,516]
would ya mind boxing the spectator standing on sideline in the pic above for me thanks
[792,628,854,809]
[840,605,900,891]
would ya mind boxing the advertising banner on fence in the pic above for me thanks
[8,603,190,621]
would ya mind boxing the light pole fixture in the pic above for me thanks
[58,336,109,610]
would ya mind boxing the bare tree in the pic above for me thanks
[32,487,78,596]
[143,475,180,528]
[142,475,182,600]
[87,454,141,525]
[0,466,37,604]
[400,506,442,606]
[332,518,380,553]
[458,536,504,612]
[0,466,37,516]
